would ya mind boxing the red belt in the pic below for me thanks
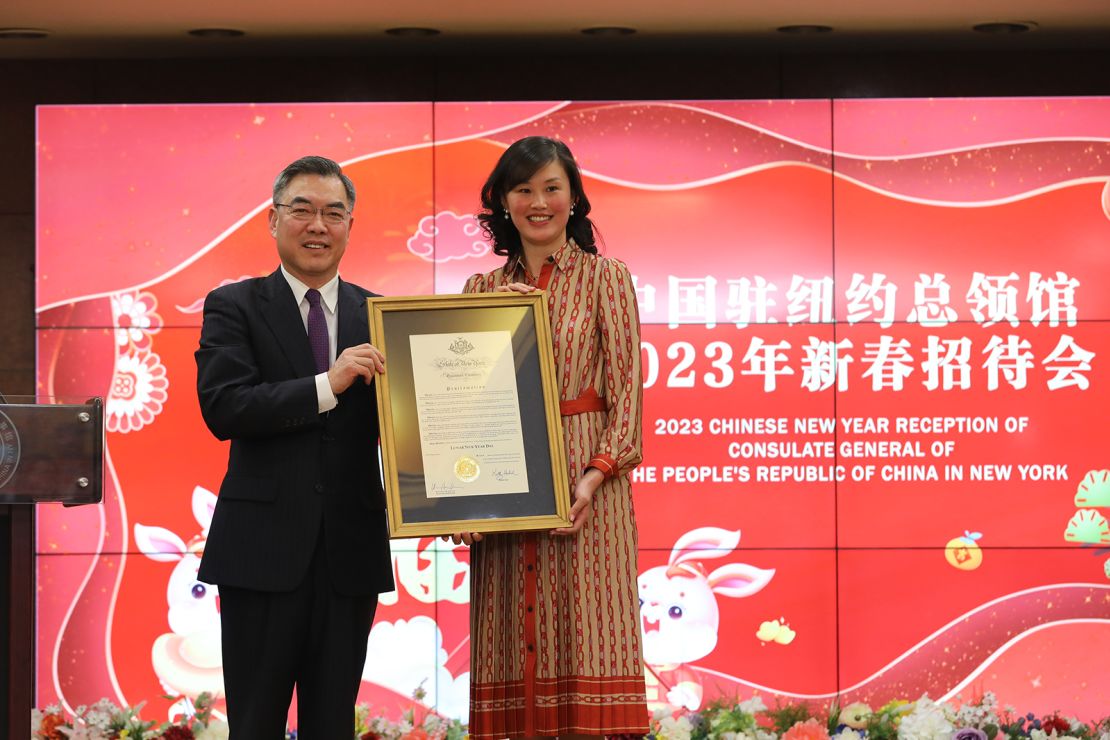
[559,387,606,416]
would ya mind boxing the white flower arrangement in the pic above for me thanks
[897,696,955,740]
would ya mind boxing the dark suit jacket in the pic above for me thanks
[195,268,394,597]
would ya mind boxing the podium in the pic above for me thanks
[0,396,104,505]
[1,396,102,734]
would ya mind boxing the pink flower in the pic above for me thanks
[783,718,831,740]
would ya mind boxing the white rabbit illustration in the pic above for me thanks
[637,527,775,711]
[134,485,224,714]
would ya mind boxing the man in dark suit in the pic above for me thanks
[195,155,394,739]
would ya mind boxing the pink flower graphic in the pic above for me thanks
[111,290,163,348]
[406,211,490,263]
[106,349,169,433]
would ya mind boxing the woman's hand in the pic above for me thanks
[495,282,537,295]
[441,532,484,546]
[553,468,604,536]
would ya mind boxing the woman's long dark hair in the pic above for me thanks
[477,136,598,259]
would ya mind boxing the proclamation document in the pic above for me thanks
[409,331,530,498]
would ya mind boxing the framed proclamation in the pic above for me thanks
[368,293,571,537]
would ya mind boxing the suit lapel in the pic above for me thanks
[259,269,317,379]
[337,279,370,352]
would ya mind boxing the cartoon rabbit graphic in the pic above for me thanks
[134,486,224,716]
[638,527,775,711]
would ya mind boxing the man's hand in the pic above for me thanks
[441,532,484,546]
[328,343,385,395]
[553,468,603,536]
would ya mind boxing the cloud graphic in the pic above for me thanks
[407,211,490,264]
[363,616,470,719]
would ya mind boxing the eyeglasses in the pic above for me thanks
[274,202,351,225]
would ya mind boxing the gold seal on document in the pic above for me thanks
[454,456,480,483]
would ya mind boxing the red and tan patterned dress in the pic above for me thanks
[463,241,648,739]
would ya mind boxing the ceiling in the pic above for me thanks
[1,0,1109,58]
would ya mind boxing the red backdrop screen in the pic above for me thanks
[35,98,1110,724]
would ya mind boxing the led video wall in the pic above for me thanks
[35,98,1110,723]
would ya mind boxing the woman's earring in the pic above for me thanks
[503,210,510,220]
[570,206,576,216]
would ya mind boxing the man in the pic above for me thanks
[195,155,394,738]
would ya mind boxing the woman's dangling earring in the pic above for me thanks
[503,209,510,220]
[570,206,576,216]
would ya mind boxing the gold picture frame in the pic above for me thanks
[368,292,570,538]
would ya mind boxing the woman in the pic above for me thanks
[457,136,648,739]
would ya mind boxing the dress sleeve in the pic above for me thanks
[589,257,644,479]
[462,273,489,294]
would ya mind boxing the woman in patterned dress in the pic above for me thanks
[451,136,648,740]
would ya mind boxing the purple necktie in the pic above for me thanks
[305,288,329,374]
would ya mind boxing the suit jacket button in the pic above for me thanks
[314,483,324,493]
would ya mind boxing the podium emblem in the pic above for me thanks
[0,409,20,489]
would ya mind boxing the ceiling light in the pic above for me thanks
[776,25,833,34]
[581,26,637,36]
[0,28,50,39]
[972,21,1036,33]
[385,27,441,37]
[187,28,246,38]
